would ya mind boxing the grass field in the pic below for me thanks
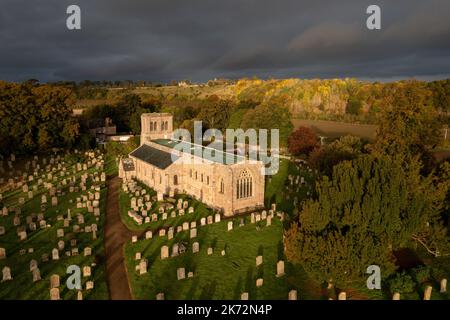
[0,152,115,300]
[124,217,323,300]
[292,119,377,141]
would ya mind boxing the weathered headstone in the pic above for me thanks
[32,268,41,282]
[241,292,249,300]
[256,278,263,287]
[190,228,197,239]
[423,286,432,300]
[161,246,169,260]
[288,290,297,300]
[440,279,447,293]
[256,255,263,267]
[52,248,59,260]
[192,242,199,253]
[393,292,401,300]
[338,291,347,300]
[2,266,12,281]
[177,268,185,280]
[50,288,60,300]
[50,274,60,288]
[227,221,233,231]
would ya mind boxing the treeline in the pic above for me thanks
[0,81,80,156]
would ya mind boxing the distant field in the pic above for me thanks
[292,119,378,141]
[131,84,235,99]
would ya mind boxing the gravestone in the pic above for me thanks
[288,290,297,300]
[214,213,221,223]
[241,292,249,300]
[182,222,189,231]
[19,231,27,241]
[192,242,199,253]
[423,286,432,300]
[393,292,401,300]
[52,248,59,260]
[57,229,64,238]
[177,268,185,280]
[276,260,285,277]
[207,216,213,224]
[159,229,166,237]
[83,266,91,277]
[190,228,197,239]
[50,274,60,288]
[84,247,92,257]
[207,248,213,255]
[172,243,179,257]
[29,259,38,271]
[145,231,152,239]
[0,226,5,236]
[338,292,347,300]
[131,236,137,243]
[256,278,263,287]
[251,213,255,224]
[256,256,263,267]
[2,266,12,281]
[227,221,233,231]
[58,240,65,251]
[156,293,165,300]
[0,248,5,260]
[266,216,272,227]
[139,260,147,275]
[161,246,169,260]
[168,228,174,240]
[86,281,94,290]
[32,268,41,282]
[135,252,141,260]
[50,288,60,300]
[200,218,206,226]
[441,279,447,293]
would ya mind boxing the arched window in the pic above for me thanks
[150,122,153,131]
[173,175,178,185]
[164,121,168,130]
[236,169,253,199]
[154,122,157,131]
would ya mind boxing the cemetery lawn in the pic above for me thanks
[0,152,114,300]
[118,180,213,232]
[124,217,323,300]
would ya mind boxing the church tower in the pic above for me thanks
[140,113,173,145]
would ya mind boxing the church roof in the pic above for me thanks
[130,144,178,169]
[151,139,245,165]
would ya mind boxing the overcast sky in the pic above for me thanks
[1,0,450,82]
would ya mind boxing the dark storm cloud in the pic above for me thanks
[0,0,449,82]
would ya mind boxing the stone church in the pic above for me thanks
[119,113,265,216]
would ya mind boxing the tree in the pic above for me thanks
[197,95,232,130]
[371,81,442,159]
[0,81,79,155]
[288,127,319,156]
[284,155,448,286]
[388,272,416,294]
[309,135,364,176]
[241,103,293,147]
